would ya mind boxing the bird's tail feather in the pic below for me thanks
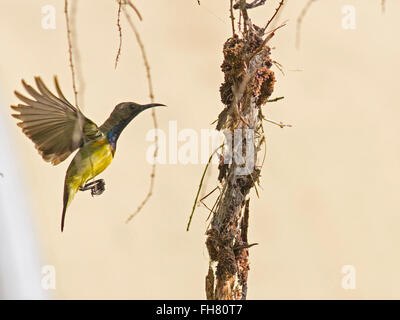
[61,185,69,232]
[61,184,77,232]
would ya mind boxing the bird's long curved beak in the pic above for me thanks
[141,103,166,110]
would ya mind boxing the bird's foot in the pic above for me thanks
[80,179,106,197]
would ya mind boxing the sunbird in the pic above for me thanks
[11,77,165,231]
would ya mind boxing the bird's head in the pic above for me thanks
[100,101,166,141]
[107,102,166,126]
[113,102,166,119]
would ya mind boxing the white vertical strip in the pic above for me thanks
[0,98,48,299]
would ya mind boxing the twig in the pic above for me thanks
[187,145,222,231]
[123,6,159,224]
[238,10,242,32]
[259,126,268,169]
[263,117,292,128]
[199,162,213,204]
[64,0,79,109]
[263,0,285,32]
[115,0,123,69]
[230,0,235,36]
[296,0,317,49]
[126,0,143,20]
[239,0,249,33]
[233,242,258,251]
[272,60,285,75]
[249,21,287,62]
[269,0,286,30]
[115,1,143,69]
[267,96,284,102]
[123,9,154,101]
[200,186,221,216]
[64,0,96,179]
[70,0,85,108]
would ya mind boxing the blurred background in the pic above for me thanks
[0,0,399,299]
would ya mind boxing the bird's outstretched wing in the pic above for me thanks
[11,76,103,165]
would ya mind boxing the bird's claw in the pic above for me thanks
[80,179,106,197]
[90,180,105,196]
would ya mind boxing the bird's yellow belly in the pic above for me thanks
[87,144,114,178]
[66,139,114,192]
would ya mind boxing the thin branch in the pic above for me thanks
[269,0,286,30]
[267,96,284,103]
[263,117,292,128]
[122,9,154,101]
[239,0,249,33]
[115,1,143,69]
[259,127,268,169]
[263,0,285,32]
[296,0,317,49]
[237,9,242,33]
[126,0,143,20]
[199,161,213,206]
[200,186,221,217]
[233,242,259,251]
[115,0,123,69]
[230,0,236,36]
[187,145,222,231]
[272,59,285,75]
[123,6,159,224]
[64,0,79,109]
[249,21,287,62]
[70,0,85,107]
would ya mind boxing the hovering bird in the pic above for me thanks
[11,77,165,231]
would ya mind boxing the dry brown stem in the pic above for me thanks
[123,5,159,224]
[64,0,79,109]
[205,0,284,300]
[115,0,123,69]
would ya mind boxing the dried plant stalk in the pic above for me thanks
[64,0,79,108]
[205,0,282,300]
[122,4,160,223]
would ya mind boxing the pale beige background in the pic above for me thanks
[1,0,399,299]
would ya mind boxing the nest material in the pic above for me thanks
[207,19,278,300]
[217,31,276,131]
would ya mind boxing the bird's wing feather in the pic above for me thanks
[11,76,103,165]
